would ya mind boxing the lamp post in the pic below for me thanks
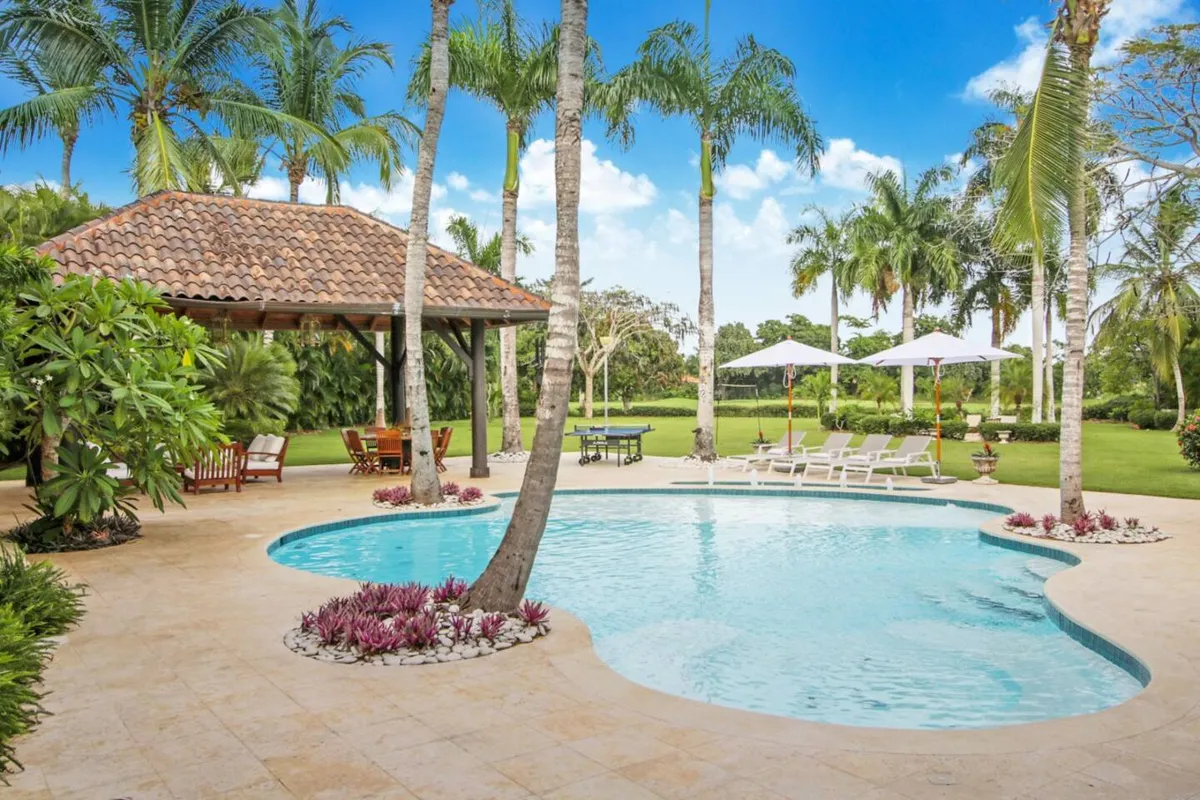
[600,335,612,430]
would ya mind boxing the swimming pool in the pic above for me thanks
[269,490,1144,729]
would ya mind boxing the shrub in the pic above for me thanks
[1179,413,1200,469]
[0,604,49,775]
[939,421,969,440]
[0,548,84,639]
[1097,510,1118,531]
[1083,395,1143,421]
[1071,513,1096,537]
[459,487,483,503]
[576,402,821,419]
[517,600,550,627]
[979,422,1060,442]
[440,482,460,496]
[347,615,404,655]
[1006,512,1037,528]
[1154,410,1179,431]
[854,414,891,434]
[373,486,412,506]
[394,582,430,615]
[6,514,141,554]
[399,611,440,650]
[1129,409,1156,430]
[448,614,473,642]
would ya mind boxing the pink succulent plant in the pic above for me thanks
[517,599,550,626]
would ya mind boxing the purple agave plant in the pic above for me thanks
[448,614,474,642]
[478,613,506,641]
[373,485,413,506]
[1041,514,1058,533]
[400,611,440,650]
[1006,512,1037,528]
[432,575,469,604]
[1097,510,1118,531]
[459,486,483,503]
[393,582,430,615]
[517,599,550,626]
[441,482,460,496]
[348,615,405,655]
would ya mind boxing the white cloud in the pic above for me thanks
[714,150,793,199]
[518,138,657,214]
[964,0,1184,101]
[818,138,903,191]
[446,171,470,191]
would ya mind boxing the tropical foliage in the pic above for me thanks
[200,336,301,443]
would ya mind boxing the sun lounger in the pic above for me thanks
[840,435,936,484]
[768,432,853,477]
[727,431,812,471]
[808,434,893,480]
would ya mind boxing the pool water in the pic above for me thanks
[269,492,1143,729]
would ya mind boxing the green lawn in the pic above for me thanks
[6,411,1193,500]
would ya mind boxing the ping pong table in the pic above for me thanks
[566,425,653,467]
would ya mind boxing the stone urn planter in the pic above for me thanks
[970,444,1000,485]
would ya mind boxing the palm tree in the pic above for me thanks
[789,208,855,412]
[0,0,335,196]
[1092,186,1200,427]
[858,371,899,412]
[403,0,452,506]
[994,0,1110,523]
[444,214,533,275]
[952,210,1024,418]
[1001,357,1032,415]
[465,0,587,612]
[0,0,106,192]
[257,0,417,203]
[408,0,560,456]
[200,336,300,442]
[850,168,962,414]
[611,0,822,460]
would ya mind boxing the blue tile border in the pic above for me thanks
[267,486,1150,688]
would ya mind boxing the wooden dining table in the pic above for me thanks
[360,429,412,473]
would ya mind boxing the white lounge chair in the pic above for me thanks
[727,431,811,471]
[768,432,853,477]
[841,435,936,484]
[812,434,893,480]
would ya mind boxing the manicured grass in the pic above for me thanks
[282,414,1198,500]
[6,411,1193,500]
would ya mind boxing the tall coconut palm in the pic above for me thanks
[403,0,453,506]
[850,168,962,414]
[1092,186,1200,427]
[407,0,559,456]
[0,0,336,196]
[465,0,587,612]
[788,208,855,412]
[257,0,417,203]
[445,213,533,275]
[995,0,1110,523]
[0,0,106,192]
[952,210,1024,418]
[611,0,822,459]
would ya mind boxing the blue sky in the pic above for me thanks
[0,0,1190,346]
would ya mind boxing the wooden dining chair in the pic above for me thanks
[375,429,405,474]
[344,429,377,475]
[433,427,453,473]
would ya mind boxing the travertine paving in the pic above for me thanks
[3,455,1200,800]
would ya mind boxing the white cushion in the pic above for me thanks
[182,468,195,480]
[264,435,286,456]
[247,434,268,455]
[106,464,130,481]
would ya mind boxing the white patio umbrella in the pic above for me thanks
[858,330,1020,480]
[720,338,858,454]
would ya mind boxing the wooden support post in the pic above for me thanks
[390,315,406,426]
[470,318,489,478]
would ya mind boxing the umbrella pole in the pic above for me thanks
[787,365,794,453]
[934,360,942,475]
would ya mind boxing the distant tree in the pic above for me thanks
[608,329,685,410]
[444,214,533,276]
[858,372,899,412]
[1001,358,1033,414]
[611,0,822,459]
[800,370,832,417]
[0,184,107,246]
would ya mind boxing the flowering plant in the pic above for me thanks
[1179,413,1200,469]
[971,442,999,460]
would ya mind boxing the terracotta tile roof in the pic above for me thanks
[37,191,549,319]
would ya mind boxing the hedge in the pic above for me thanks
[1083,395,1147,422]
[978,422,1061,442]
[569,402,820,418]
[820,411,968,440]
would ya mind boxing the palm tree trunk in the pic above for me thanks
[1045,306,1056,423]
[990,306,1001,418]
[1031,249,1044,423]
[1173,357,1187,428]
[900,284,914,415]
[582,370,594,418]
[693,133,717,460]
[375,331,387,427]
[403,0,452,506]
[465,0,587,612]
[60,128,77,193]
[499,131,524,452]
[1059,53,1090,524]
[829,281,839,413]
[287,156,307,203]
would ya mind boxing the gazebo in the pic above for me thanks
[37,191,551,478]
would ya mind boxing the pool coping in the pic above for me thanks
[262,486,1176,749]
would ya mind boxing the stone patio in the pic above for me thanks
[3,455,1200,800]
